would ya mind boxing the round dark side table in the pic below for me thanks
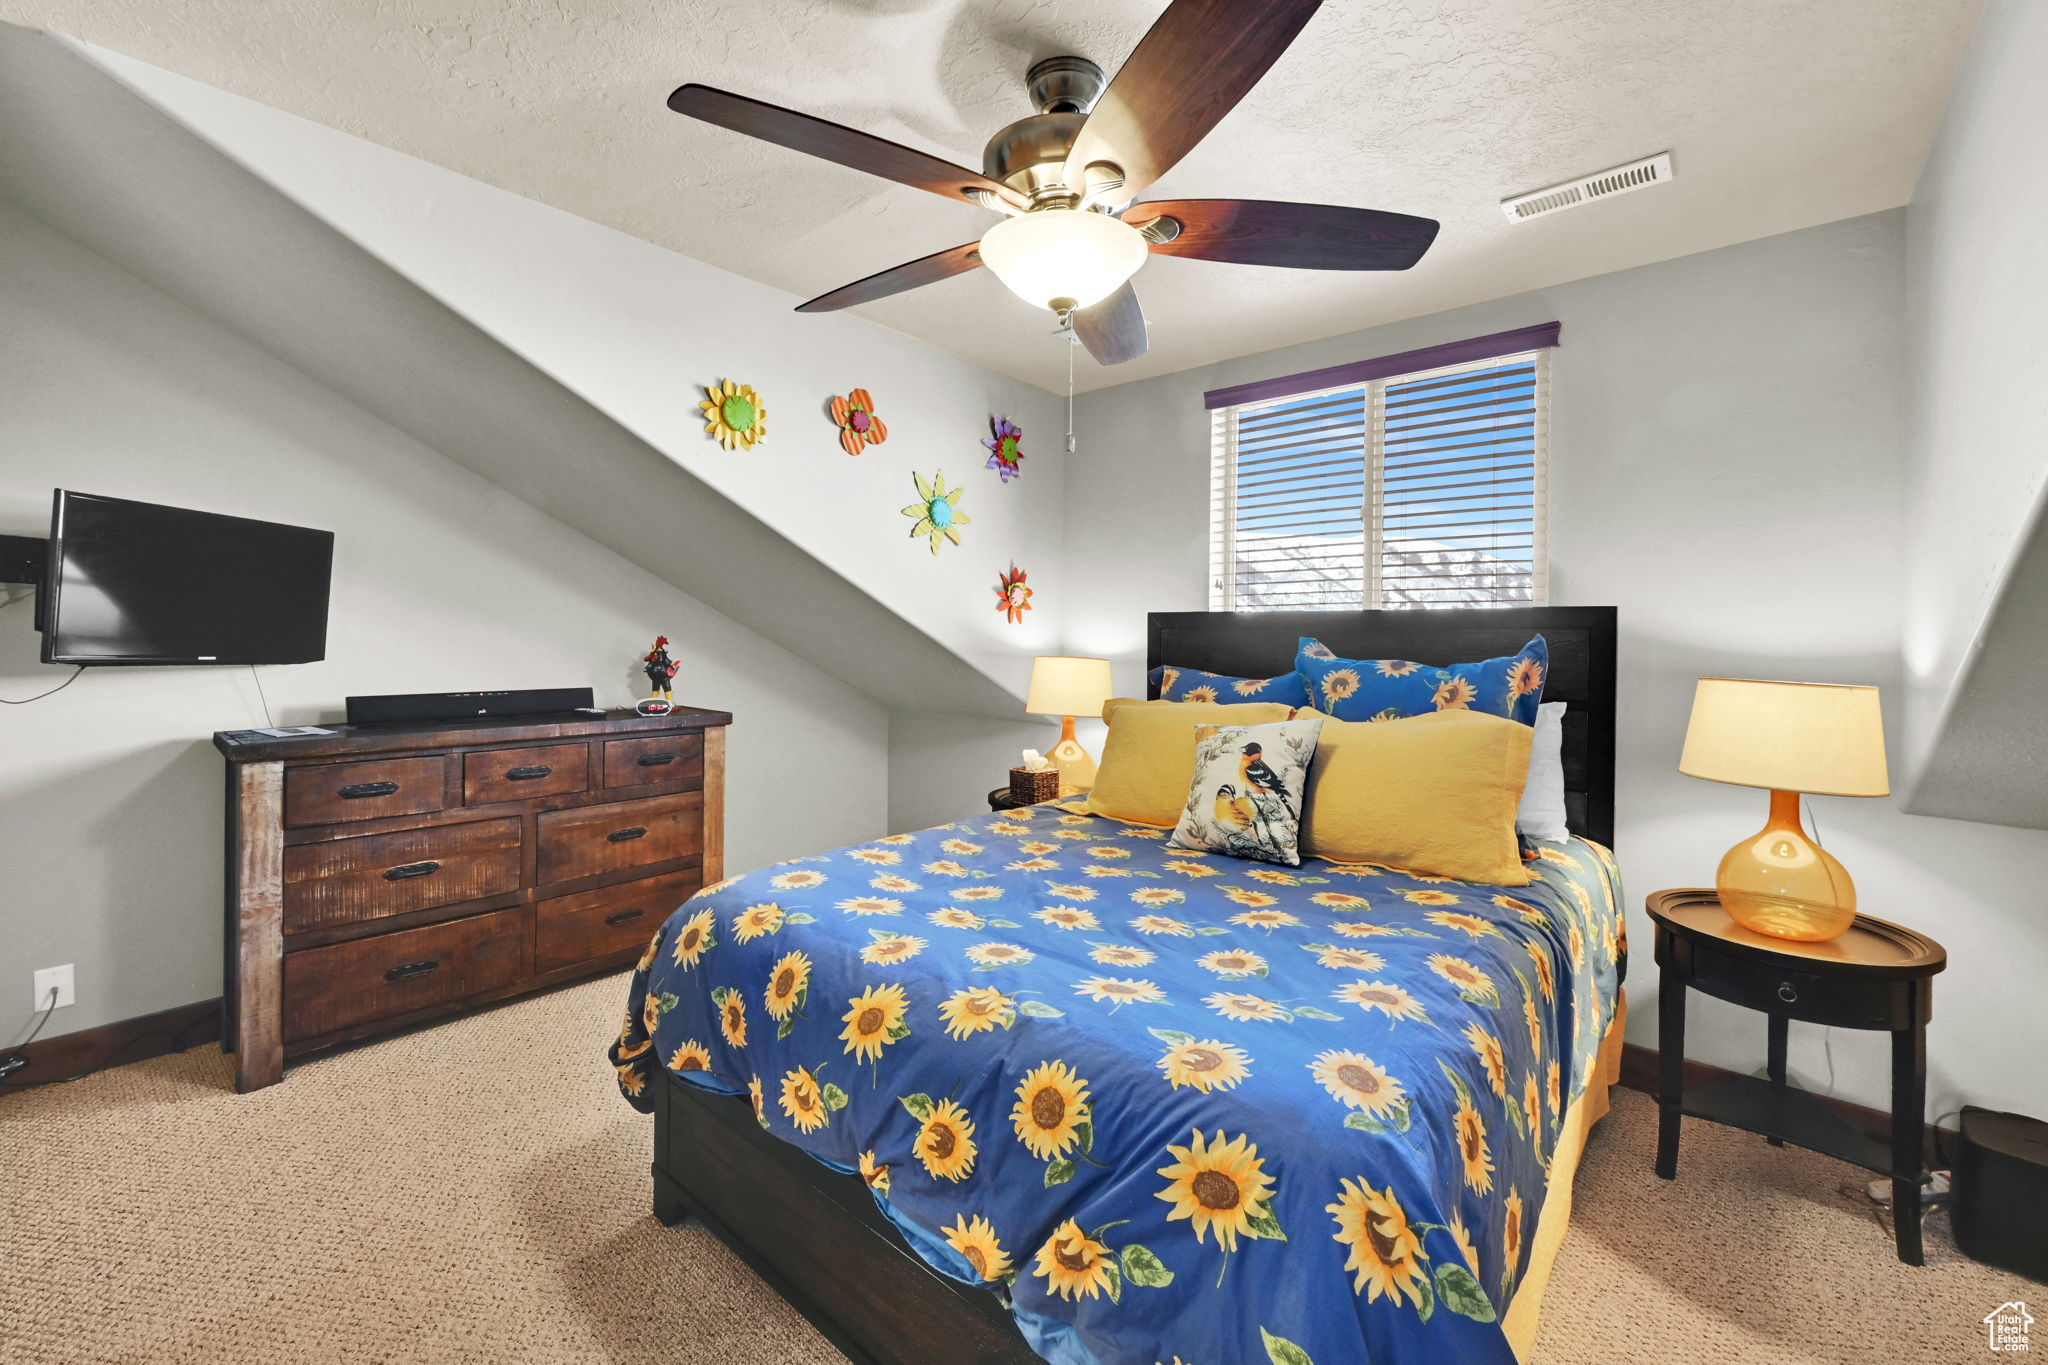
[1646,888,1947,1264]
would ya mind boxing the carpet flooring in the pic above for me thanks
[1,974,2031,1364]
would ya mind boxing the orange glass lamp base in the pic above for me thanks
[1046,715,1097,797]
[1716,789,1856,942]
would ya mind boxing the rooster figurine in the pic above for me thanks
[638,635,680,717]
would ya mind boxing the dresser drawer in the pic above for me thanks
[1685,938,1900,1028]
[282,818,523,932]
[282,908,523,1042]
[284,756,449,828]
[603,733,703,789]
[537,792,702,884]
[535,872,704,973]
[463,743,590,805]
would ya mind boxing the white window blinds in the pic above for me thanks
[1209,347,1550,611]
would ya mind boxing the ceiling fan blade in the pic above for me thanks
[1129,199,1440,270]
[669,84,1027,212]
[1062,0,1322,202]
[795,241,984,313]
[1072,283,1148,365]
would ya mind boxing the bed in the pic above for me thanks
[610,606,1621,1365]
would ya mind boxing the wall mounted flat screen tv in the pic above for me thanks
[41,491,334,666]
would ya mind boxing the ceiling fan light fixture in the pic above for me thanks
[977,209,1147,312]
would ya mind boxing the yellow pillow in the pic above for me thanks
[1087,700,1298,827]
[1301,709,1533,884]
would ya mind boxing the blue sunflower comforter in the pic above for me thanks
[609,805,1624,1365]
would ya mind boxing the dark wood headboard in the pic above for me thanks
[1146,606,1617,847]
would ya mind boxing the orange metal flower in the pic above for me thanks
[996,564,1033,624]
[829,387,887,456]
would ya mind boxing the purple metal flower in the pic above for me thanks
[983,417,1025,483]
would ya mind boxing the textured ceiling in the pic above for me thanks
[0,0,1979,392]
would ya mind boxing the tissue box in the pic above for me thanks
[1008,767,1061,804]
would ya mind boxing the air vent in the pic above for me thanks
[1500,152,1672,223]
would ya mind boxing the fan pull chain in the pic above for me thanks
[1066,323,1077,454]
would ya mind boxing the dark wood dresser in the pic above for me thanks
[214,708,730,1092]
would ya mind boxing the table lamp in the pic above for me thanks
[1678,677,1889,942]
[1026,655,1113,796]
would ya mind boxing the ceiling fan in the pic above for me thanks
[666,0,1439,366]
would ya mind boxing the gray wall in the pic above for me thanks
[1069,211,2048,1120]
[1899,0,2048,825]
[0,203,888,1045]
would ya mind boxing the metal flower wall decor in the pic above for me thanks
[995,564,1033,624]
[901,471,970,554]
[983,417,1025,483]
[701,379,767,450]
[829,388,887,456]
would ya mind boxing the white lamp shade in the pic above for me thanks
[977,209,1147,311]
[1026,655,1113,718]
[1679,677,1890,797]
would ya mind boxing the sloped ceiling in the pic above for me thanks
[0,0,1979,392]
[0,23,1027,719]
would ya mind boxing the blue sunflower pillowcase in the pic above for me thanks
[1295,634,1548,725]
[1148,664,1310,708]
[1169,715,1325,866]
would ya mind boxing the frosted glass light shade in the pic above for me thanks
[1026,655,1112,718]
[1679,678,1889,797]
[978,209,1147,311]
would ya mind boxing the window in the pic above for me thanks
[1206,325,1555,611]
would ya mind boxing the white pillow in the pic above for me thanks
[1516,702,1571,843]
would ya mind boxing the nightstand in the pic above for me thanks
[1647,889,1947,1263]
[987,788,1066,812]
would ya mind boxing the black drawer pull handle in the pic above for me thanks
[384,960,440,982]
[604,909,646,926]
[504,765,553,781]
[1777,982,1799,1003]
[339,781,399,799]
[382,861,442,881]
[607,827,648,843]
[636,753,677,768]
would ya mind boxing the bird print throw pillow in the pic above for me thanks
[1169,715,1324,866]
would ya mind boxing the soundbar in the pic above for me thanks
[345,687,597,726]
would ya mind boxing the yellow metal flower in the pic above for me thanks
[1033,1219,1115,1300]
[1155,1128,1277,1251]
[779,1065,826,1133]
[943,1214,1012,1282]
[901,470,971,553]
[840,983,910,1063]
[700,378,767,450]
[938,986,1012,1040]
[1011,1060,1091,1161]
[1310,1051,1405,1117]
[1156,1038,1251,1094]
[1327,1177,1428,1306]
[915,1098,978,1181]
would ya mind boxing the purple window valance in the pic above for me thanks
[1202,321,1562,411]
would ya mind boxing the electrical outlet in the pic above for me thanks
[32,964,74,1010]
